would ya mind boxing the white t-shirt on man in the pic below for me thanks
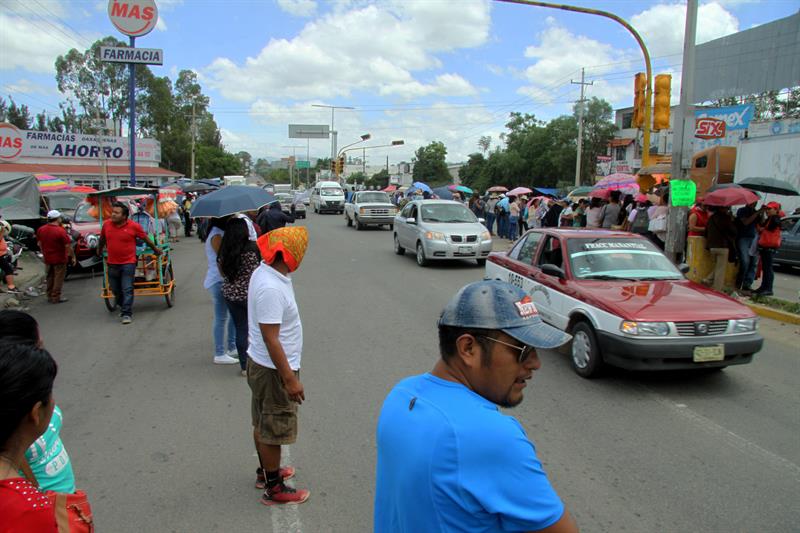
[247,262,303,370]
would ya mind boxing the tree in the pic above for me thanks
[478,135,492,154]
[368,169,390,189]
[55,36,154,129]
[2,97,32,129]
[196,145,241,178]
[576,97,615,185]
[412,141,449,184]
[266,168,290,184]
[254,158,271,178]
[459,153,488,191]
[236,151,253,172]
[34,112,47,131]
[346,171,367,185]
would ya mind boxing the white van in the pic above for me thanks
[310,181,345,214]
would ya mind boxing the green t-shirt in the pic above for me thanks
[25,405,76,493]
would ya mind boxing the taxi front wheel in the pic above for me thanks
[570,321,604,379]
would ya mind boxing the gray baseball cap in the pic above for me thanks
[438,280,572,350]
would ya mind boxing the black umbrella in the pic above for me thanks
[190,185,275,218]
[182,182,218,193]
[738,177,799,196]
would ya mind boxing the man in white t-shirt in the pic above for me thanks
[247,227,310,506]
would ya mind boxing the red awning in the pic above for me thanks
[608,138,634,147]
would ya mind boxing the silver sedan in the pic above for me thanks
[393,200,492,267]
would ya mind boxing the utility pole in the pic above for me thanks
[665,0,698,262]
[190,101,196,180]
[311,104,354,168]
[362,147,366,174]
[571,68,593,187]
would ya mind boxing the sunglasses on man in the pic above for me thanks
[478,335,535,364]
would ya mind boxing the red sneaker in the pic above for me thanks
[255,466,295,489]
[260,482,310,506]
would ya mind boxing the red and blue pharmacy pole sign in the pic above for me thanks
[107,0,160,187]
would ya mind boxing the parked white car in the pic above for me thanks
[344,191,397,230]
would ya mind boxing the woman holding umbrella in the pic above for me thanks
[754,202,783,297]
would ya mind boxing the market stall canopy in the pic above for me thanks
[738,177,799,196]
[0,173,40,220]
[190,185,275,218]
[532,187,560,197]
[36,174,69,192]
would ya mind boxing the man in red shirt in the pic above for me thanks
[36,210,76,304]
[96,202,161,324]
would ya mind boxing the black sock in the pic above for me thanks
[266,469,282,489]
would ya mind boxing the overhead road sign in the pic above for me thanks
[289,124,329,139]
[100,46,163,65]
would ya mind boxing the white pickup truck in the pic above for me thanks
[344,191,398,230]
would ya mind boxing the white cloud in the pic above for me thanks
[204,0,490,102]
[277,0,318,18]
[517,20,637,108]
[3,79,56,96]
[631,2,739,58]
[156,16,168,31]
[0,13,88,73]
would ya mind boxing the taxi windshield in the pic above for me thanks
[321,187,342,196]
[567,238,682,280]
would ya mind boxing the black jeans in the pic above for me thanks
[183,212,192,236]
[107,263,136,316]
[758,248,776,293]
[225,298,249,370]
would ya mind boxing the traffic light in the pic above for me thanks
[653,74,672,131]
[632,72,647,129]
[334,156,345,175]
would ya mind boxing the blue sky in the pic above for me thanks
[1,0,797,164]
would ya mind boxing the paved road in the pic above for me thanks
[31,213,800,532]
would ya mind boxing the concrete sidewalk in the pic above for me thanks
[1,251,46,309]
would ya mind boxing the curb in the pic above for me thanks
[745,302,800,325]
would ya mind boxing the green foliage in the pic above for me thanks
[0,96,32,129]
[254,158,271,178]
[346,171,367,184]
[195,145,242,178]
[412,141,449,184]
[368,169,390,189]
[266,168,290,184]
[714,87,800,120]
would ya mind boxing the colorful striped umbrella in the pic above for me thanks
[36,174,69,192]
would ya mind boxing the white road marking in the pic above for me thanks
[270,446,304,533]
[645,387,800,482]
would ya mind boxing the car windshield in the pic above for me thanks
[73,203,96,223]
[567,238,682,280]
[46,194,84,211]
[322,187,342,196]
[276,194,291,203]
[358,192,390,203]
[420,203,477,223]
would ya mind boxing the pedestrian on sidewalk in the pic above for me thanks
[182,195,193,237]
[508,195,520,241]
[35,210,76,304]
[97,202,161,325]
[485,194,498,235]
[0,311,77,495]
[703,206,738,292]
[256,202,294,235]
[247,226,310,506]
[218,218,261,374]
[734,200,761,292]
[0,341,59,532]
[0,220,19,295]
[375,280,577,533]
[754,202,783,297]
[204,216,238,365]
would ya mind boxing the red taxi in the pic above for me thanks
[485,229,763,378]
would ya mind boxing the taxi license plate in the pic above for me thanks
[458,246,474,254]
[693,344,724,363]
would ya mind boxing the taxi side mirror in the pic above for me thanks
[678,263,690,274]
[407,217,416,225]
[541,263,566,279]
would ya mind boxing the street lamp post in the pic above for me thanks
[496,0,654,169]
[339,140,404,186]
[311,104,355,163]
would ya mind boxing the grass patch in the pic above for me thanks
[750,294,800,315]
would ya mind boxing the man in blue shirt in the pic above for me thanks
[735,201,762,291]
[375,280,578,533]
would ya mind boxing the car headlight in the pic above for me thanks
[388,207,397,214]
[620,321,670,336]
[359,207,367,215]
[481,230,491,241]
[425,231,446,241]
[731,318,758,333]
[85,233,99,249]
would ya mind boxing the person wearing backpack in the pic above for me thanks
[625,195,651,235]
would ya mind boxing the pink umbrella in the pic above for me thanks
[594,173,636,189]
[487,186,508,193]
[703,186,759,207]
[526,196,549,208]
[507,186,533,197]
[589,189,610,199]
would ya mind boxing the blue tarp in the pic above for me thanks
[533,187,559,197]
